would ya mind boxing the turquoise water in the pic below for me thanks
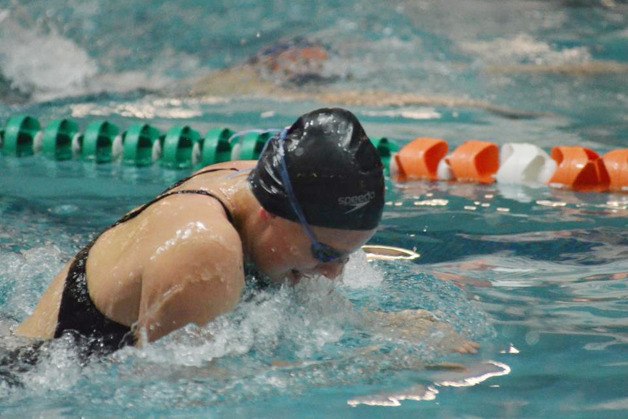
[1,1,627,417]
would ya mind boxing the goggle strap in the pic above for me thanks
[277,129,320,246]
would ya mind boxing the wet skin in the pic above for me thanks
[16,161,374,344]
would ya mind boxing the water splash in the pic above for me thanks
[0,19,97,101]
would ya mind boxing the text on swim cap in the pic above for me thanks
[338,191,375,213]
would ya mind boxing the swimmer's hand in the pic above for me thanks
[364,309,480,354]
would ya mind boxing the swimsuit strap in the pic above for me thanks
[162,167,240,193]
[114,189,235,227]
[114,167,239,227]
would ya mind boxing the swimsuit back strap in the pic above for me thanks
[162,167,239,193]
[115,189,235,226]
[113,167,239,226]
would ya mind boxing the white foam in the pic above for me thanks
[0,20,97,100]
[0,14,195,102]
[362,108,442,120]
[21,337,83,392]
[129,275,359,366]
[459,33,591,66]
[0,245,65,319]
[342,250,385,289]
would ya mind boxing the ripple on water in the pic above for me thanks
[0,250,497,412]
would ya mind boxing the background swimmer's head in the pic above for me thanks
[249,107,385,231]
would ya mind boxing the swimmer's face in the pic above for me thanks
[253,216,376,285]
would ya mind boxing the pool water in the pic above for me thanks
[1,1,627,417]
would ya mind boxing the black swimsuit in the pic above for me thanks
[53,168,238,354]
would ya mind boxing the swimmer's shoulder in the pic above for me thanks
[88,186,244,289]
[142,211,244,278]
[87,194,244,329]
[136,205,245,341]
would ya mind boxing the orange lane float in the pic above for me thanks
[602,149,628,192]
[392,137,448,182]
[446,140,499,184]
[548,146,610,192]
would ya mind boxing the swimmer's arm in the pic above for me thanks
[363,309,480,354]
[137,234,245,344]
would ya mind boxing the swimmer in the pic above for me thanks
[14,107,479,357]
[190,37,541,120]
[14,108,385,354]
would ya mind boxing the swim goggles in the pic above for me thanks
[276,128,350,264]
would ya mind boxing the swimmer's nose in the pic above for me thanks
[315,262,345,279]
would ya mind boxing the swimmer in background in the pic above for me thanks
[15,108,478,355]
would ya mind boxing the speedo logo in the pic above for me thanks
[338,191,375,214]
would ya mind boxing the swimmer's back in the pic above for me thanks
[16,161,255,343]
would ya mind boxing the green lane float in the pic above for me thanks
[232,131,272,161]
[161,125,201,169]
[81,121,120,163]
[199,128,234,166]
[41,119,80,160]
[371,137,399,175]
[122,124,161,167]
[2,115,41,157]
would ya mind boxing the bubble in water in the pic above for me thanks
[1,245,65,320]
[342,250,385,289]
[48,204,79,216]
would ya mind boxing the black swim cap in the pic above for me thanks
[249,108,385,230]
